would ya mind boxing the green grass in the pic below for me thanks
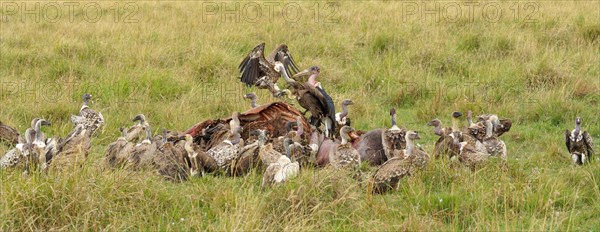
[1,1,599,230]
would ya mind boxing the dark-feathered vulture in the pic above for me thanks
[565,117,594,165]
[50,124,92,171]
[105,127,130,168]
[0,121,19,145]
[153,129,189,182]
[275,64,335,138]
[427,111,463,159]
[239,43,300,96]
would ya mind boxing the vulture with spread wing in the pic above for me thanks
[239,43,300,96]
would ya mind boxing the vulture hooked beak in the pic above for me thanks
[293,66,319,79]
[133,114,146,123]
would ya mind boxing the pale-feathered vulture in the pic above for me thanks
[565,117,594,165]
[206,112,244,171]
[239,43,300,96]
[125,114,150,143]
[329,126,361,169]
[51,124,93,170]
[261,155,299,191]
[381,108,407,161]
[70,93,104,135]
[0,128,35,169]
[427,111,463,159]
[31,119,51,173]
[255,129,283,166]
[476,113,512,137]
[335,99,354,128]
[479,115,507,160]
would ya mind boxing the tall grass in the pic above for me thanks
[1,1,599,230]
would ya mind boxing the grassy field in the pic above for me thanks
[1,1,599,230]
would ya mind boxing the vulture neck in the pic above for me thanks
[283,138,292,157]
[433,123,444,136]
[81,99,89,111]
[296,121,304,138]
[340,104,349,119]
[184,139,194,154]
[258,134,268,146]
[308,73,319,87]
[25,128,34,144]
[280,66,296,84]
[574,121,581,136]
[467,114,474,127]
[340,131,350,145]
[405,135,415,156]
[250,98,258,108]
[142,126,152,144]
[119,129,128,141]
[161,130,167,144]
[33,121,43,144]
[451,117,458,131]
[390,112,400,131]
[228,132,241,145]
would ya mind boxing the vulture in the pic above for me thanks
[230,137,260,177]
[292,65,336,138]
[479,115,507,160]
[70,93,105,135]
[105,127,130,168]
[125,114,150,143]
[31,119,51,173]
[153,129,189,182]
[371,131,430,194]
[476,113,512,137]
[0,121,19,145]
[239,43,300,96]
[128,125,157,170]
[565,117,594,165]
[183,134,217,177]
[335,99,354,128]
[261,155,299,191]
[255,129,283,166]
[206,112,244,171]
[450,131,490,171]
[51,124,93,170]
[0,128,35,169]
[381,108,407,161]
[329,126,361,169]
[244,93,260,108]
[427,111,463,159]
